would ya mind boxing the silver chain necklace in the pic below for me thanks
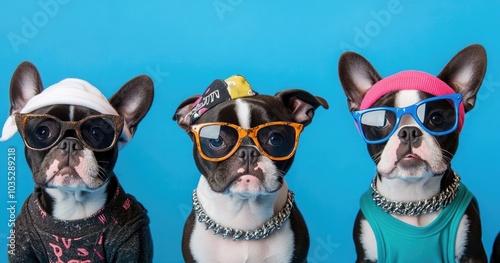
[371,173,460,216]
[192,189,294,241]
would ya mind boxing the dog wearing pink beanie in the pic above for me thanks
[338,44,487,263]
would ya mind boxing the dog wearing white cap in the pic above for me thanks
[2,62,154,262]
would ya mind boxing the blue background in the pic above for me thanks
[1,1,499,262]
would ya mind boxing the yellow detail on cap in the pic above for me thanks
[224,75,256,99]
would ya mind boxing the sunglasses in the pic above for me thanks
[190,121,304,162]
[352,94,462,144]
[15,113,124,152]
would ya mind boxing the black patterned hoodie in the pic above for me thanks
[8,177,153,263]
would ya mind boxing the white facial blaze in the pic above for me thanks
[69,105,75,121]
[235,99,251,129]
[376,90,447,201]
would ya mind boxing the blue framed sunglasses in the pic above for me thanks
[352,93,463,144]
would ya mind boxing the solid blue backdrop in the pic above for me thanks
[1,1,499,262]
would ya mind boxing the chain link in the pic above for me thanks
[192,189,294,241]
[371,173,460,216]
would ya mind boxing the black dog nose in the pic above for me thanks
[58,137,84,154]
[398,126,423,144]
[235,146,261,163]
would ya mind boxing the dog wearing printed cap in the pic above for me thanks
[1,62,154,262]
[174,75,328,262]
[338,44,487,262]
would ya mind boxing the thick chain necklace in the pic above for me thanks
[192,189,294,241]
[371,173,460,216]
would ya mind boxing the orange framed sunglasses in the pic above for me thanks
[190,121,304,162]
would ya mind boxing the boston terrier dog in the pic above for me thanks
[338,44,487,262]
[1,62,154,262]
[173,75,328,263]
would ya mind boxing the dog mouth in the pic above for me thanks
[45,165,104,190]
[227,173,282,196]
[229,174,263,192]
[399,153,422,162]
[396,152,427,168]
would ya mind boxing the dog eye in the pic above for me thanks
[429,112,444,126]
[81,118,116,149]
[90,127,105,141]
[267,133,284,147]
[208,137,225,149]
[35,125,51,141]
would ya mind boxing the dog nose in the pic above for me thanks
[397,126,423,144]
[58,137,84,154]
[235,146,261,163]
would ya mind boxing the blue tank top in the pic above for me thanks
[360,183,474,263]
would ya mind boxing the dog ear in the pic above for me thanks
[338,52,382,112]
[109,75,154,136]
[172,95,201,132]
[9,61,44,115]
[437,44,487,112]
[275,89,329,126]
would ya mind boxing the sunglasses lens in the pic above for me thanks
[360,110,397,142]
[81,117,117,150]
[24,117,61,149]
[417,98,457,133]
[199,124,238,159]
[257,125,297,158]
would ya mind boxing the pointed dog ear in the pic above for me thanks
[338,52,382,112]
[9,61,44,115]
[437,44,487,112]
[109,75,154,137]
[275,89,328,127]
[172,95,201,132]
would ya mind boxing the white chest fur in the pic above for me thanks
[190,177,295,263]
[45,181,108,220]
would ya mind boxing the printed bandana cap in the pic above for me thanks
[189,75,258,124]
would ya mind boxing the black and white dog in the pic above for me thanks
[2,62,154,262]
[338,44,487,262]
[173,76,328,262]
